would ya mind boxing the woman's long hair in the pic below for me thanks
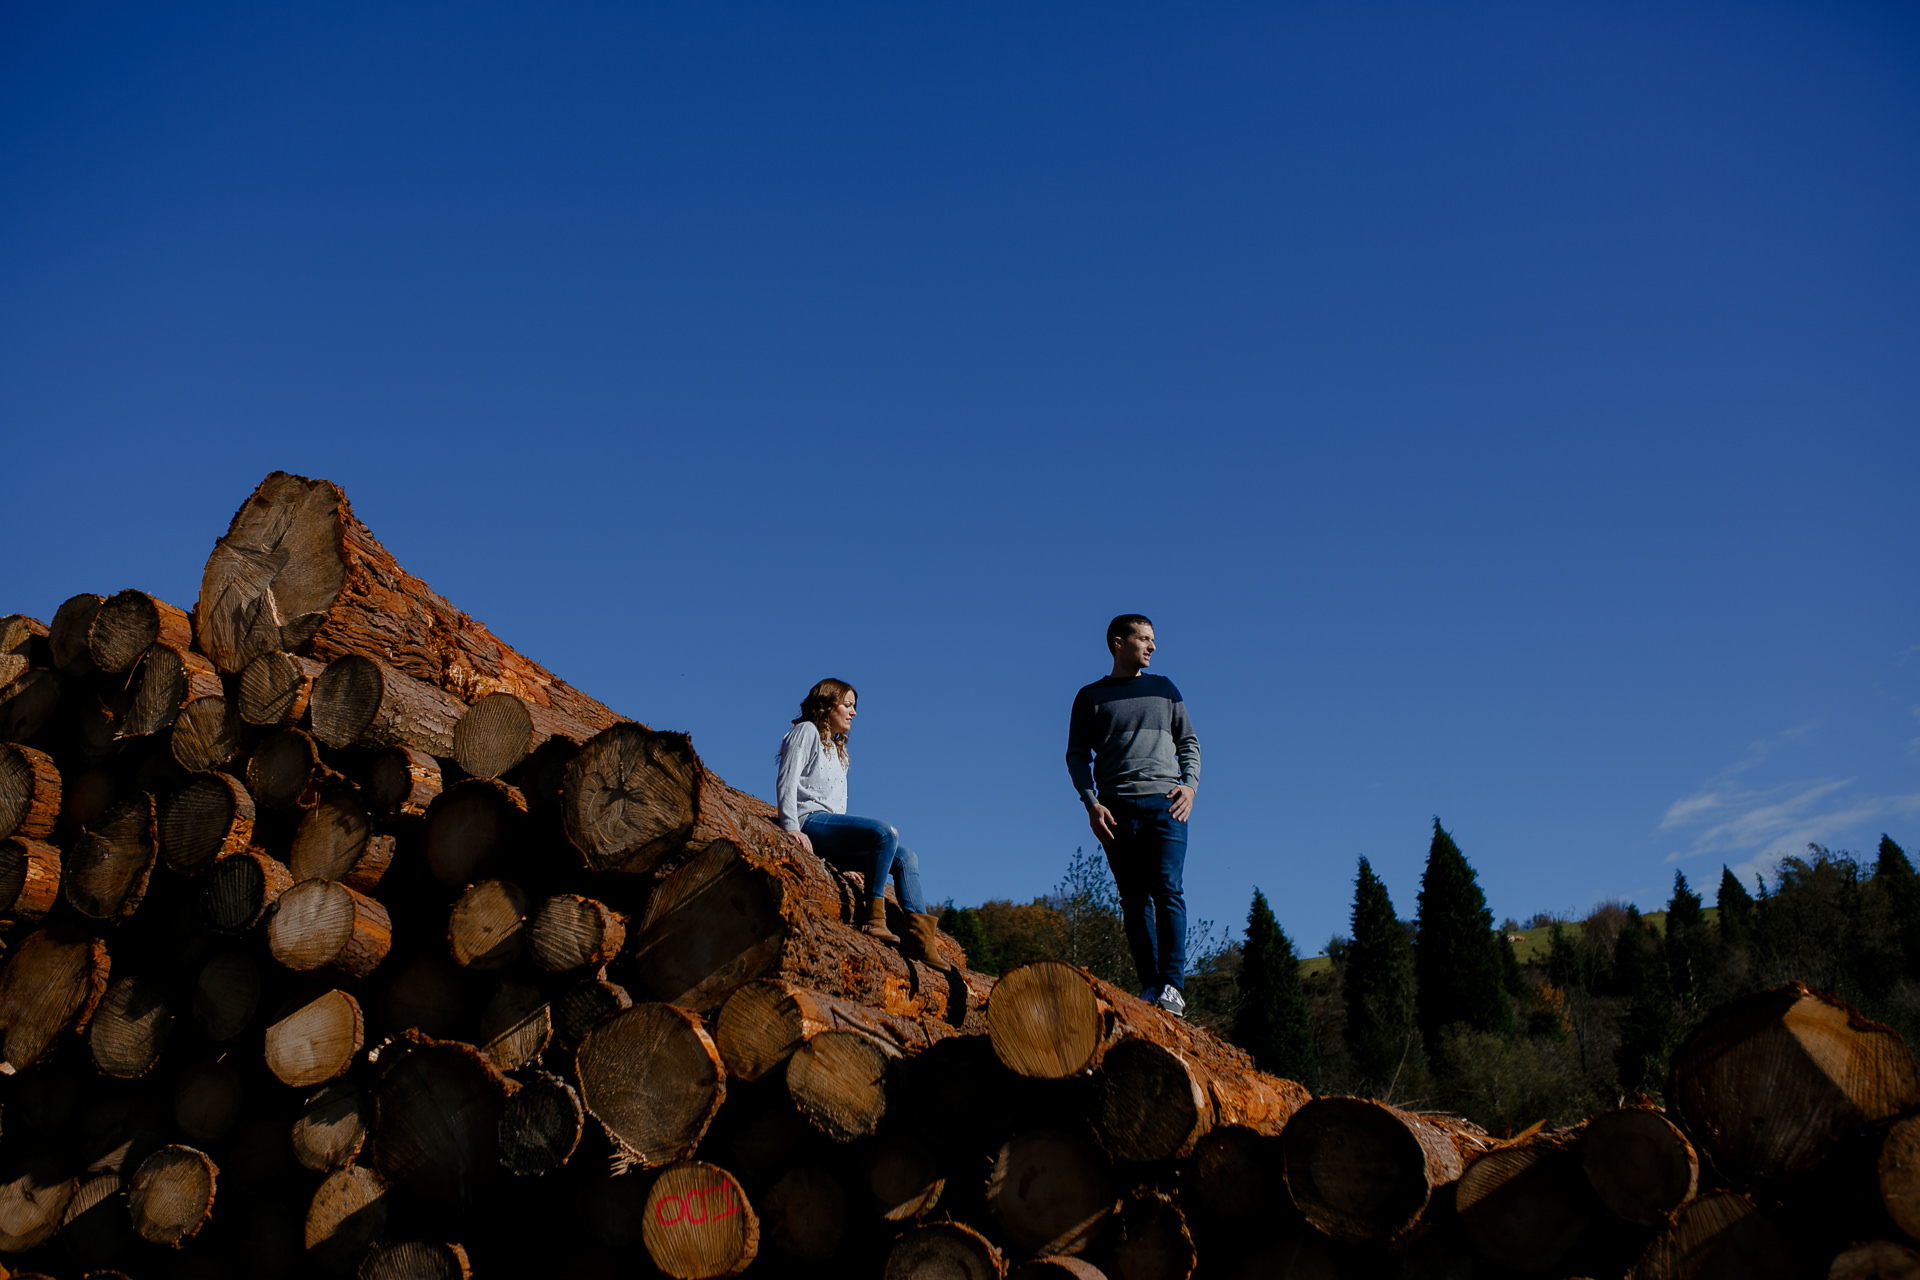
[794,678,855,766]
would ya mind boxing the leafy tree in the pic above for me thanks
[1235,889,1312,1080]
[1716,866,1754,950]
[938,906,999,975]
[1876,835,1920,979]
[1613,906,1680,1095]
[1343,858,1419,1086]
[1665,870,1707,1004]
[1414,819,1513,1047]
[1048,846,1137,990]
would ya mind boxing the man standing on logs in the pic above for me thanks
[1066,615,1201,1016]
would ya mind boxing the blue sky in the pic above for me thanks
[5,2,1917,951]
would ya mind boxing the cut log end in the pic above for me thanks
[988,960,1106,1078]
[238,650,324,725]
[0,743,62,841]
[527,893,626,972]
[642,1161,760,1280]
[577,1003,725,1168]
[788,1029,894,1142]
[1582,1107,1698,1227]
[88,590,192,676]
[205,849,293,933]
[988,1130,1115,1257]
[885,1221,1006,1280]
[1281,1097,1461,1246]
[159,770,255,876]
[127,1145,217,1247]
[269,878,392,978]
[448,879,529,970]
[265,989,365,1087]
[498,1072,583,1176]
[562,723,700,874]
[64,792,157,920]
[89,975,173,1079]
[291,1082,369,1172]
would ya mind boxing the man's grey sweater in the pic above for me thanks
[1065,673,1201,809]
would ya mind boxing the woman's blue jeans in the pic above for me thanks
[800,812,926,915]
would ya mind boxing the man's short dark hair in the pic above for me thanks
[1107,614,1153,646]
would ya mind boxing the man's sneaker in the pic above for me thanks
[1155,985,1186,1018]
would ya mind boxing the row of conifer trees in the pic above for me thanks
[941,823,1920,1134]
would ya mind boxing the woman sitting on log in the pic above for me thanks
[776,678,944,965]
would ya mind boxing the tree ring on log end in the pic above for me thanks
[264,989,364,1087]
[127,1144,217,1246]
[453,691,534,780]
[562,724,700,874]
[987,960,1104,1078]
[498,1072,583,1176]
[642,1161,759,1280]
[89,975,173,1078]
[787,1030,894,1143]
[1882,1114,1920,1243]
[987,1129,1115,1256]
[577,1004,725,1168]
[884,1221,1004,1280]
[1457,1142,1591,1273]
[1092,1038,1205,1164]
[311,655,387,748]
[1581,1107,1697,1227]
[360,1241,473,1280]
[1281,1097,1435,1246]
[372,1038,508,1213]
[632,841,784,1012]
[198,471,350,673]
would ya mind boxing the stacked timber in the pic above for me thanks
[4,471,1920,1279]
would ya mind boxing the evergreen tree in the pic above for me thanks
[1665,870,1706,1002]
[1235,889,1313,1080]
[1613,905,1681,1095]
[937,906,999,975]
[1876,835,1920,979]
[1343,858,1419,1085]
[1499,933,1526,997]
[1413,819,1513,1047]
[1716,866,1754,950]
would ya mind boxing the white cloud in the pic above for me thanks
[1658,727,1920,880]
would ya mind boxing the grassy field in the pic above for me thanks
[1297,906,1720,977]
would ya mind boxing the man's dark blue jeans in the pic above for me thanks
[1101,793,1188,992]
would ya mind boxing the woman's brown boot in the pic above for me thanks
[899,912,945,965]
[861,897,900,943]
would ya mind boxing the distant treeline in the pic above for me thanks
[939,823,1920,1135]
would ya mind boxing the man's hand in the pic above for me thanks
[788,830,814,856]
[1167,784,1195,822]
[1087,802,1118,847]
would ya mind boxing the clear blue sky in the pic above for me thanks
[5,2,1917,952]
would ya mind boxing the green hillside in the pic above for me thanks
[1299,906,1721,975]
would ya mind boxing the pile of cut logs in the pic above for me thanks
[1,472,1918,1280]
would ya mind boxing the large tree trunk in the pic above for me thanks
[1670,982,1920,1186]
[196,471,623,731]
[631,835,989,1023]
[987,961,1308,1162]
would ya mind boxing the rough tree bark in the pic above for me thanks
[196,471,623,732]
[0,836,61,923]
[631,830,986,1023]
